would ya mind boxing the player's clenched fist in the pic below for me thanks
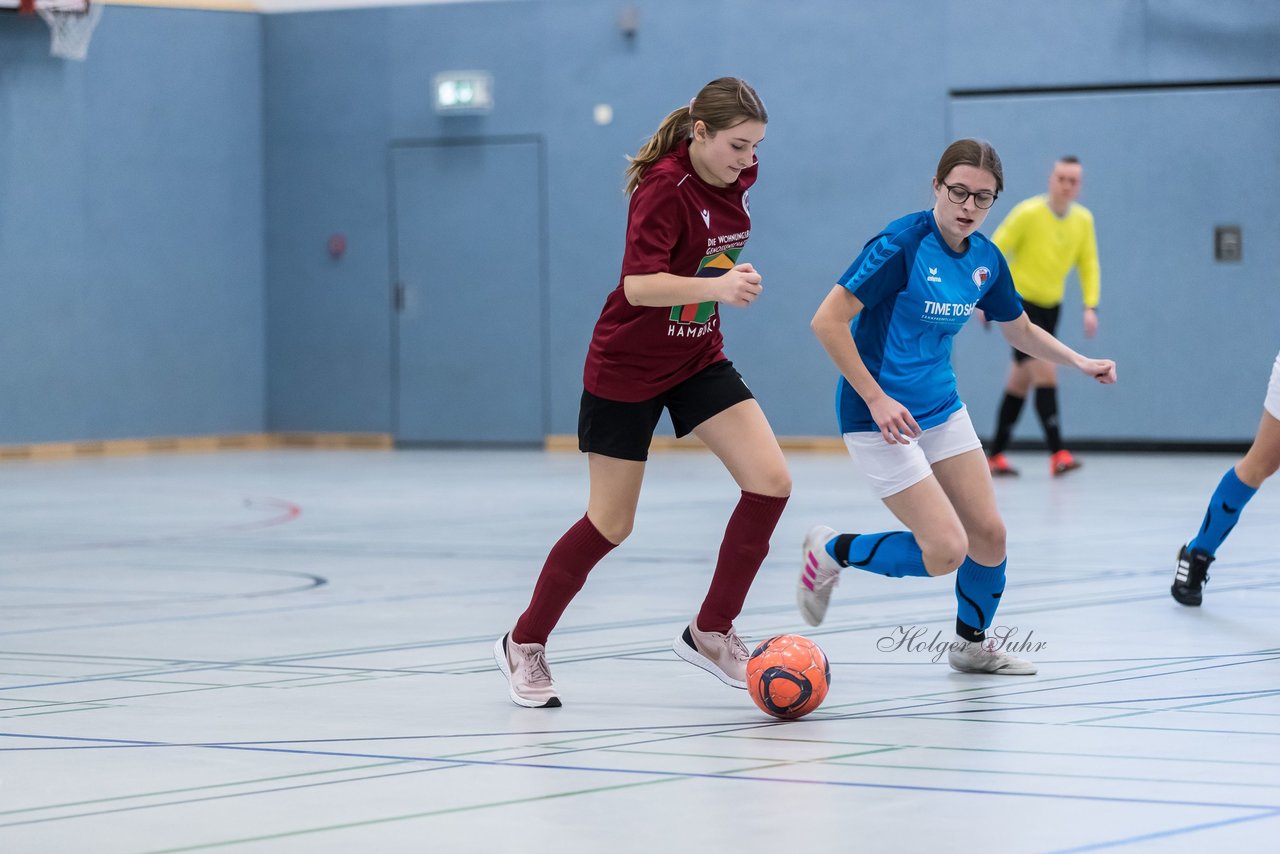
[716,262,764,307]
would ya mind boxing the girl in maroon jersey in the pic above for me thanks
[495,77,791,708]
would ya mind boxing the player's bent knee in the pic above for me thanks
[593,518,633,545]
[921,534,968,577]
[1239,459,1279,487]
[1239,443,1280,486]
[739,468,791,499]
[759,471,793,498]
[969,518,1007,557]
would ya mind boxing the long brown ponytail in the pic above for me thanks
[624,77,767,194]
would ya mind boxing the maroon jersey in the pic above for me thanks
[583,139,757,402]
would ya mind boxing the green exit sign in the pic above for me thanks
[434,72,493,113]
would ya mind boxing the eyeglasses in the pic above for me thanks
[943,183,998,209]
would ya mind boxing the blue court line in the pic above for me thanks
[850,688,1280,721]
[3,651,1276,745]
[816,654,1280,722]
[1070,687,1280,723]
[1047,808,1280,852]
[2,731,1278,812]
[5,544,1274,640]
[0,638,1256,694]
[117,743,1280,813]
[3,616,1273,693]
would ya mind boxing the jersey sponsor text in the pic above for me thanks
[922,299,976,319]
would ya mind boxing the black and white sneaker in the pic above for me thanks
[1171,544,1214,607]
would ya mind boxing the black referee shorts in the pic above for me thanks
[1012,301,1062,363]
[577,360,755,462]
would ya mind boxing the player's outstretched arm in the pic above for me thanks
[999,312,1116,384]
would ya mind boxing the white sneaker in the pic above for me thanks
[673,621,750,689]
[494,632,562,708]
[947,635,1038,675]
[798,525,841,626]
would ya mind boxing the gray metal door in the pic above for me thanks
[391,139,547,444]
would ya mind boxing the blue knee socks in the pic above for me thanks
[827,535,1009,641]
[827,532,930,578]
[954,557,1006,641]
[1188,467,1257,557]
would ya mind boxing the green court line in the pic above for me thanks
[0,763,463,831]
[627,748,907,778]
[0,699,61,710]
[1073,692,1280,724]
[605,745,905,763]
[609,737,1280,793]
[1080,721,1280,737]
[891,713,1280,739]
[5,669,406,713]
[0,760,407,817]
[143,776,678,853]
[11,705,112,718]
[725,732,1280,768]
[136,729,1280,853]
[414,731,634,763]
[819,758,1280,790]
[1155,691,1280,712]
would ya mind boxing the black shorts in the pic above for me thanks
[1012,301,1061,363]
[577,360,755,462]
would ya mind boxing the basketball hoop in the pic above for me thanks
[36,0,102,62]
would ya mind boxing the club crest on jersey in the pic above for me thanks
[972,266,991,288]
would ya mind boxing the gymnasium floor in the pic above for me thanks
[1,447,1277,853]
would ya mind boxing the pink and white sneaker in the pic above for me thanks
[494,632,562,708]
[798,525,841,626]
[673,621,750,689]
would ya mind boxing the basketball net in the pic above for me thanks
[36,0,102,62]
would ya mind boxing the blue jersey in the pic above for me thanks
[835,209,1023,433]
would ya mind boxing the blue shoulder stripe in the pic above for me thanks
[851,235,900,285]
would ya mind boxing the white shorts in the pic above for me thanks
[1266,350,1280,420]
[843,406,984,499]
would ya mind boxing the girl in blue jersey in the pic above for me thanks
[797,139,1117,674]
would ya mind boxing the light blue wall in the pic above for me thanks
[950,85,1280,445]
[263,0,1280,443]
[263,9,392,433]
[3,2,1278,445]
[0,8,265,443]
[261,0,951,436]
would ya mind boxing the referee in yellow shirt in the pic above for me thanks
[985,156,1100,477]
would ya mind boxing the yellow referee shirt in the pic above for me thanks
[992,195,1100,310]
